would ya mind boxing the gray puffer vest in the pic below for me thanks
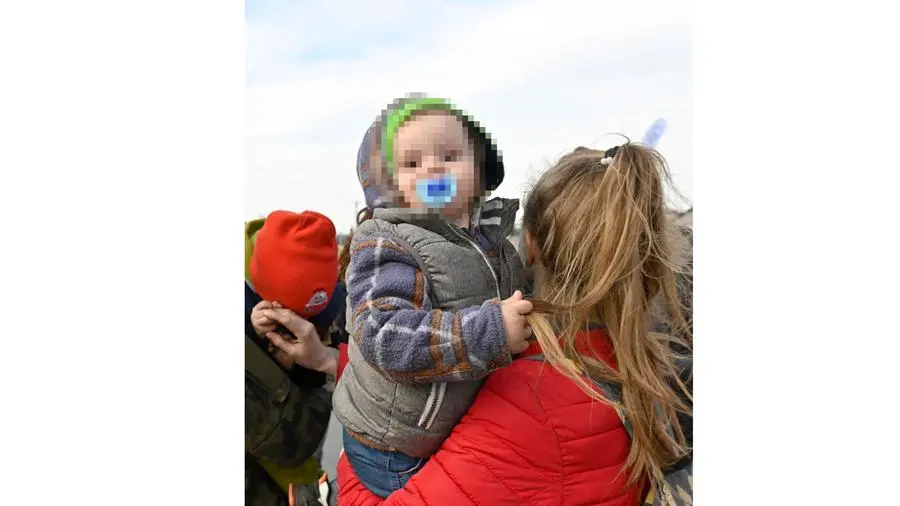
[333,199,525,458]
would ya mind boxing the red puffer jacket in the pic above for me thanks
[335,329,646,506]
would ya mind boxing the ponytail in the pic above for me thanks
[338,207,373,283]
[522,142,692,490]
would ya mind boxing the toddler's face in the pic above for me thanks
[392,110,478,221]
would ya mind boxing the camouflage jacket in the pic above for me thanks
[668,218,693,469]
[245,335,332,505]
[245,457,327,506]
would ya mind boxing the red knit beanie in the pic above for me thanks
[250,210,339,318]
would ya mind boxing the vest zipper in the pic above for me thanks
[448,224,502,299]
[416,382,447,430]
[417,224,502,432]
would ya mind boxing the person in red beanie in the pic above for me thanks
[245,209,347,506]
[249,209,344,372]
[245,208,348,377]
[251,210,339,319]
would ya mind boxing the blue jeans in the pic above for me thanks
[342,430,426,498]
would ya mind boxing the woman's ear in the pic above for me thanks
[524,231,541,267]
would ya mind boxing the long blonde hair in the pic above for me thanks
[523,143,692,490]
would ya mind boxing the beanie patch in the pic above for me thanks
[305,289,330,314]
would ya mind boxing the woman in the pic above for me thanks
[267,144,693,505]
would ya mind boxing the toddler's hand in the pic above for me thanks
[499,290,533,354]
[251,300,278,337]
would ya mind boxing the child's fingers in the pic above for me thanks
[516,300,533,315]
[501,290,524,304]
[510,339,529,354]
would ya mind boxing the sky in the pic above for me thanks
[246,0,692,232]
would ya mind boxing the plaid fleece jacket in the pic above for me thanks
[347,231,511,384]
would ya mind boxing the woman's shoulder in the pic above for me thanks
[470,358,554,421]
[448,353,632,502]
[477,356,594,417]
[455,357,590,445]
[479,349,626,432]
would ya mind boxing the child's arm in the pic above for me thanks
[348,231,512,384]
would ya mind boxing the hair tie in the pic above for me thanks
[600,145,621,166]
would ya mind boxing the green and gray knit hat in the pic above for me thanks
[355,93,505,210]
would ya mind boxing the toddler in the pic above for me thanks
[332,94,532,498]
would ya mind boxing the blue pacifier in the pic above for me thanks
[416,174,457,208]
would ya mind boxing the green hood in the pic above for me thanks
[244,218,266,283]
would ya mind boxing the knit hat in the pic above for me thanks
[249,210,339,318]
[355,93,505,211]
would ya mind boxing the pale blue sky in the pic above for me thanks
[246,0,693,231]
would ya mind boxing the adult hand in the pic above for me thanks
[261,307,337,376]
[269,347,295,370]
[250,300,278,337]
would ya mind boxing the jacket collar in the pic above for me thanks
[372,197,519,246]
[518,328,616,368]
